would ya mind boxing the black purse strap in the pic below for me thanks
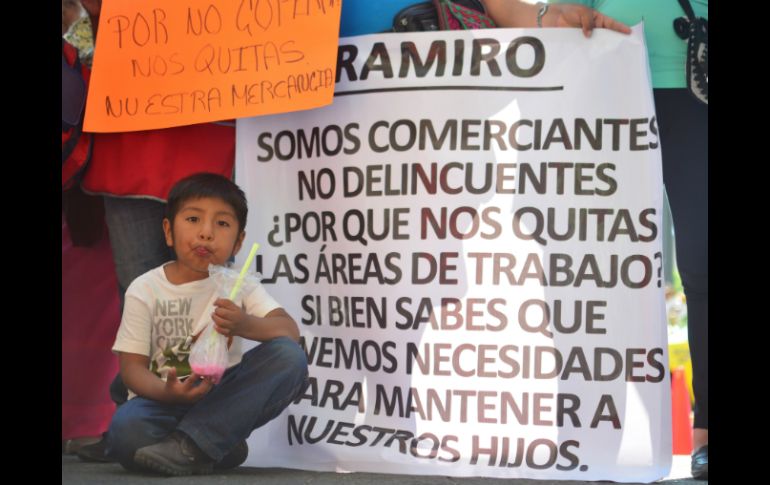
[675,0,708,105]
[676,0,697,21]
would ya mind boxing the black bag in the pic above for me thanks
[674,0,707,105]
[393,0,495,32]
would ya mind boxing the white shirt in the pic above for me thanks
[112,263,281,396]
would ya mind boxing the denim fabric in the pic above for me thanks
[105,396,190,470]
[106,337,309,469]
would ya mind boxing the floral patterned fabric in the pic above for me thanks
[63,15,94,68]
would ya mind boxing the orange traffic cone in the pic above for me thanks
[671,366,693,455]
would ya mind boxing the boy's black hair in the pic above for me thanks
[166,173,248,233]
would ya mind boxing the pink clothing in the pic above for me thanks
[62,214,121,439]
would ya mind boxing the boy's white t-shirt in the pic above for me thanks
[112,263,281,395]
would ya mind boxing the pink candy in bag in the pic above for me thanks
[188,258,259,383]
[189,315,229,383]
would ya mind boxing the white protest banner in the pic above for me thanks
[234,26,671,482]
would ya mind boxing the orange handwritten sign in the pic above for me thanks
[84,0,341,132]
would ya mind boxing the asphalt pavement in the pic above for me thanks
[62,453,705,484]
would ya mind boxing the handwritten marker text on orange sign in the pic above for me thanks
[84,0,341,132]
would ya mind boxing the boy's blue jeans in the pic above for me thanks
[106,336,309,470]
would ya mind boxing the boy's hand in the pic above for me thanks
[212,298,250,338]
[163,368,213,404]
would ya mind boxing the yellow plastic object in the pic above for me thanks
[668,341,694,405]
[229,243,260,300]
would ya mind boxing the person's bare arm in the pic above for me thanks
[484,0,631,37]
[212,303,301,343]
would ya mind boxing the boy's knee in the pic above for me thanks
[250,336,308,371]
[269,336,309,374]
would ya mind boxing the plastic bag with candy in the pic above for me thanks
[189,315,229,383]
[189,263,259,383]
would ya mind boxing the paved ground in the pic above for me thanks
[63,454,704,484]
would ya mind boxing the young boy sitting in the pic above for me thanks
[105,172,308,476]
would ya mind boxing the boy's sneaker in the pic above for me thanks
[214,439,249,470]
[134,431,215,476]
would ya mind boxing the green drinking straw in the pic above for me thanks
[228,242,260,300]
[192,243,261,359]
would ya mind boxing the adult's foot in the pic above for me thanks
[691,444,708,480]
[76,433,115,463]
